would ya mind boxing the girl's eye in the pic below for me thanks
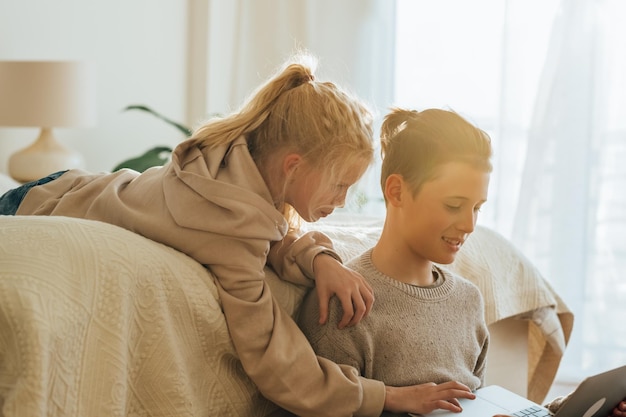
[445,204,461,211]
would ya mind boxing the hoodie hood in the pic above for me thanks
[163,136,288,241]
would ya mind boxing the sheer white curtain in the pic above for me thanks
[511,0,626,380]
[191,0,395,125]
[395,0,626,381]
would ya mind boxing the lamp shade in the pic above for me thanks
[0,61,96,128]
[0,61,97,183]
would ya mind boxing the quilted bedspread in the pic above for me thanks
[0,213,572,416]
[0,216,293,416]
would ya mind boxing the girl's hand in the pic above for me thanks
[312,253,374,329]
[384,381,476,415]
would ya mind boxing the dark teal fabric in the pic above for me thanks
[0,170,67,215]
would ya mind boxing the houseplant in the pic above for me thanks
[112,105,192,172]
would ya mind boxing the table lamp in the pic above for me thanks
[0,61,96,183]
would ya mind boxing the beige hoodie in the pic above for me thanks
[17,136,385,417]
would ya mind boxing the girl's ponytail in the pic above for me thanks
[188,54,319,149]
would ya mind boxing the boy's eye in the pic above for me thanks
[446,204,483,213]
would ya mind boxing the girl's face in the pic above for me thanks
[285,160,366,222]
[397,161,490,265]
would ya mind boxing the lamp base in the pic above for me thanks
[8,127,85,183]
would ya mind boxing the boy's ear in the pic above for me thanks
[283,153,303,176]
[384,174,404,207]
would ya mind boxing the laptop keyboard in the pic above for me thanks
[511,405,552,416]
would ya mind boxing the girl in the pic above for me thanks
[0,56,458,416]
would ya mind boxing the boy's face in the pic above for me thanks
[397,161,490,265]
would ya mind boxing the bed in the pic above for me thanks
[0,174,573,416]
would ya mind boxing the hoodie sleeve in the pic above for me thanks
[267,230,342,286]
[209,235,384,417]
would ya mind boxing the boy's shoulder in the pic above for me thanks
[344,248,376,279]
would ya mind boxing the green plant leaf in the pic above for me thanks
[112,146,172,173]
[124,104,192,137]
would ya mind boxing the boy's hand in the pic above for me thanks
[312,253,374,328]
[611,400,626,417]
[385,381,475,415]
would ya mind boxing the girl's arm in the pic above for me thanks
[268,230,374,327]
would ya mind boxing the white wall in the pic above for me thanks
[0,0,189,174]
[0,0,396,185]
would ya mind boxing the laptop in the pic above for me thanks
[410,364,626,417]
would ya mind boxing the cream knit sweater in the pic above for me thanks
[298,248,489,389]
